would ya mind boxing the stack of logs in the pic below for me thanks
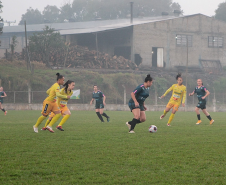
[4,45,138,70]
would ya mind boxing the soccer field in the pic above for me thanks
[1,110,226,184]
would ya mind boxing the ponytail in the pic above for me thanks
[56,73,64,81]
[144,74,152,82]
[176,73,182,80]
[63,80,74,93]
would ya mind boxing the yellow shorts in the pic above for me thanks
[41,100,60,116]
[49,105,70,118]
[166,102,179,111]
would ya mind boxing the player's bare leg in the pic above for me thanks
[160,107,170,120]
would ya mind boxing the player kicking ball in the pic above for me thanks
[126,74,153,133]
[189,79,214,125]
[160,73,186,126]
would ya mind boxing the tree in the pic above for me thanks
[10,36,18,61]
[215,2,226,22]
[42,5,60,23]
[59,3,76,22]
[19,7,43,25]
[29,26,66,67]
[0,1,3,34]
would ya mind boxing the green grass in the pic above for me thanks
[0,110,226,184]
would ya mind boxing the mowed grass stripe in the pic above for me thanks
[0,111,226,184]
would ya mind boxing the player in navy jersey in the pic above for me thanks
[0,87,7,115]
[126,74,153,133]
[90,85,110,122]
[189,79,214,125]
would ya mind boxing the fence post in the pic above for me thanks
[14,91,15,103]
[28,85,31,104]
[122,85,126,105]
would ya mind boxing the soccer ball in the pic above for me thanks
[149,125,157,133]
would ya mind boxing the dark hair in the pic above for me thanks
[93,85,97,87]
[63,80,74,93]
[176,73,182,80]
[144,74,152,82]
[56,73,64,81]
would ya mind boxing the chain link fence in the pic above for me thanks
[3,91,224,107]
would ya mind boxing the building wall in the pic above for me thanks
[133,14,226,68]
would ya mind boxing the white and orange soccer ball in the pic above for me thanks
[149,125,157,133]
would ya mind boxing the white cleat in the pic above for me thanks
[129,130,135,133]
[46,126,54,133]
[167,124,171,126]
[33,126,38,133]
[126,122,131,130]
[160,114,165,120]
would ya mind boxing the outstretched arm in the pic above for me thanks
[161,85,173,98]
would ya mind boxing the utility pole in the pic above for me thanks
[130,2,134,24]
[4,20,16,26]
[24,20,31,71]
[185,36,189,111]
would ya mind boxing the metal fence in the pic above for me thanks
[3,91,224,107]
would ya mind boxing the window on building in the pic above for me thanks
[208,36,223,48]
[176,34,192,47]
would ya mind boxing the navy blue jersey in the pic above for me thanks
[129,84,150,104]
[194,86,207,102]
[0,91,5,102]
[92,91,104,104]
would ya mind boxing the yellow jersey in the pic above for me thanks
[57,87,73,107]
[163,84,186,105]
[45,83,67,102]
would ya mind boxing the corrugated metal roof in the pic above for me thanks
[2,14,207,36]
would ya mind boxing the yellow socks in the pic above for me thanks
[48,113,61,127]
[44,119,51,128]
[58,115,70,126]
[163,110,168,116]
[34,115,46,128]
[168,113,175,124]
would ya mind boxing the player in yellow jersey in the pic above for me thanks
[42,80,75,132]
[160,73,186,126]
[33,73,71,133]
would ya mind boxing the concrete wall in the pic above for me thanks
[133,14,226,68]
[3,103,224,112]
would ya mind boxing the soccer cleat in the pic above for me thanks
[196,120,202,125]
[33,126,38,133]
[107,117,110,122]
[126,122,131,130]
[41,127,47,131]
[167,124,171,126]
[46,126,54,133]
[160,114,165,120]
[4,111,7,116]
[56,126,64,131]
[129,130,135,133]
[210,119,214,125]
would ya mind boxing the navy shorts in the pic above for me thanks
[95,102,104,109]
[197,101,206,110]
[0,99,3,103]
[128,102,145,112]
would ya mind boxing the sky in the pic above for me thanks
[1,0,225,26]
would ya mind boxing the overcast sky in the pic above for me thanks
[1,0,225,26]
